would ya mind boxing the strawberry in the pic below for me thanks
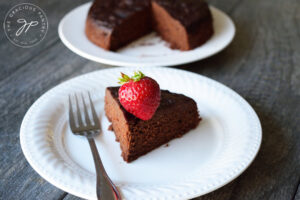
[118,71,161,120]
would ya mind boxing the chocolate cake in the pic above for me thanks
[86,0,213,51]
[85,0,152,51]
[105,87,200,162]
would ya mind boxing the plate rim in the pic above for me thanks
[58,2,236,67]
[20,67,262,200]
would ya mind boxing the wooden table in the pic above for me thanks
[1,0,299,199]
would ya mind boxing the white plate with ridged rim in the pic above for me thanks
[20,67,261,200]
[58,2,235,67]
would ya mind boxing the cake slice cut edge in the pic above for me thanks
[151,0,214,50]
[104,87,201,162]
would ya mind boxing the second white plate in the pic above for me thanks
[58,2,235,67]
[20,67,261,200]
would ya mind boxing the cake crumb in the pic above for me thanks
[163,42,171,48]
[139,42,155,46]
[108,124,113,131]
[165,143,169,147]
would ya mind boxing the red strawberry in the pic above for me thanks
[118,71,161,120]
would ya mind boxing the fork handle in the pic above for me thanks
[87,137,121,200]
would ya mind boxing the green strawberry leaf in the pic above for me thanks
[132,71,145,82]
[118,71,145,84]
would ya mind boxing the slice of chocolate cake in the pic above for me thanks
[151,0,214,50]
[85,0,152,50]
[105,87,200,162]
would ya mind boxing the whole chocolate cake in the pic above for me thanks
[86,0,213,51]
[105,87,200,162]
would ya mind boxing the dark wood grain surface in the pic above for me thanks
[0,0,299,199]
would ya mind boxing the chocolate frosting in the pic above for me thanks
[88,0,150,30]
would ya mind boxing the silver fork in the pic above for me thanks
[68,93,121,200]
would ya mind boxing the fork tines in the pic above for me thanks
[68,92,100,134]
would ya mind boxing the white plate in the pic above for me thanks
[20,67,261,200]
[58,2,235,67]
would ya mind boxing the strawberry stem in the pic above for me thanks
[118,71,145,84]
